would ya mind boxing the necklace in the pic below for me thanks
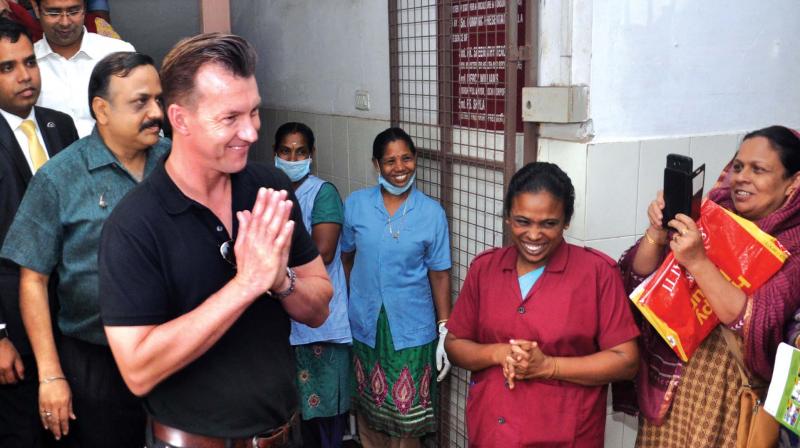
[386,202,409,240]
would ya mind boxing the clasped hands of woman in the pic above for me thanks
[500,339,555,389]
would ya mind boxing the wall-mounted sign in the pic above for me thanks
[451,0,525,132]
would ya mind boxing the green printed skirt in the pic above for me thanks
[295,342,351,420]
[351,307,437,438]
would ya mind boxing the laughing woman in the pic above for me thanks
[341,127,452,447]
[445,162,639,447]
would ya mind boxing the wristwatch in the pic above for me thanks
[0,324,8,340]
[271,267,296,300]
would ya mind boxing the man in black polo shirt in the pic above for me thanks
[97,33,332,447]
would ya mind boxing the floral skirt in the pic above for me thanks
[351,307,437,438]
[295,342,351,420]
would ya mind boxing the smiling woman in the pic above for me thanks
[444,162,640,447]
[341,127,452,445]
[620,125,800,447]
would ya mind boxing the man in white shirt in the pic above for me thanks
[33,0,133,137]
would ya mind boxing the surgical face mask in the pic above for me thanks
[275,156,311,182]
[378,172,416,196]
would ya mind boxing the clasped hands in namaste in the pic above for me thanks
[501,339,556,390]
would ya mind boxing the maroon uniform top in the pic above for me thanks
[448,243,639,447]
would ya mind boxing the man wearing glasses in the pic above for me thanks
[1,51,167,447]
[98,34,332,447]
[33,0,133,137]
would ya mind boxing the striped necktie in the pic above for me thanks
[19,119,47,172]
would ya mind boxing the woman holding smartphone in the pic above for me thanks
[620,125,800,447]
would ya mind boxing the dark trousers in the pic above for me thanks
[0,354,52,448]
[58,336,146,448]
[300,413,348,448]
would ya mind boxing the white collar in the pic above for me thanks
[0,107,35,131]
[37,27,99,59]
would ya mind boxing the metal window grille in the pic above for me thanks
[389,0,532,446]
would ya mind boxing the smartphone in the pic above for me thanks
[662,154,705,228]
[666,154,693,173]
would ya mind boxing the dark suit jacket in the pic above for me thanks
[0,106,79,356]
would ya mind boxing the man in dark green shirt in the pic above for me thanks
[0,51,167,447]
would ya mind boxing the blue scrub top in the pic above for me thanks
[342,185,451,350]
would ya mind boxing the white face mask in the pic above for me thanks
[377,172,416,196]
[275,156,311,182]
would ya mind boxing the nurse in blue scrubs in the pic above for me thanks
[341,127,452,447]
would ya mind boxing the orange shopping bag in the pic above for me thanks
[630,200,789,361]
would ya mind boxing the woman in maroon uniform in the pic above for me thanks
[445,162,639,447]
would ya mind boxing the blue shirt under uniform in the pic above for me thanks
[519,266,545,299]
[0,128,169,345]
[342,185,451,350]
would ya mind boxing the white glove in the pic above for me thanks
[435,322,451,382]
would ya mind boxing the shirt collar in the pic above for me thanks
[372,184,418,216]
[85,126,123,170]
[149,157,192,214]
[501,239,570,274]
[151,157,243,216]
[0,107,35,131]
[37,27,95,59]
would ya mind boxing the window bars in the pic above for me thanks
[389,0,530,445]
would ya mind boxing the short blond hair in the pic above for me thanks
[160,32,256,109]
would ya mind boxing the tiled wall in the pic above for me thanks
[538,132,744,261]
[254,108,391,198]
[539,132,745,447]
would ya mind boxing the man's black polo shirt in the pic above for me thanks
[98,158,318,438]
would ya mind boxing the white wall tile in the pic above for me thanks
[313,114,334,178]
[564,235,585,247]
[537,139,588,240]
[349,180,367,197]
[536,138,551,163]
[274,110,289,131]
[585,236,636,262]
[605,413,625,448]
[636,138,691,231]
[260,108,279,142]
[331,116,349,181]
[586,142,640,240]
[622,413,638,448]
[689,134,741,194]
[347,118,389,184]
[330,176,350,200]
[249,108,277,162]
[451,126,504,162]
